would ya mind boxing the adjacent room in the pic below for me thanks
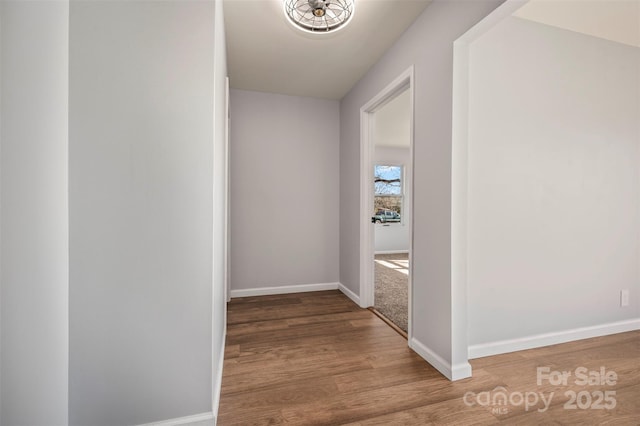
[372,88,412,334]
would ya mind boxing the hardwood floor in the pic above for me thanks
[218,290,640,425]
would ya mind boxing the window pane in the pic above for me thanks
[374,165,402,195]
[374,196,402,216]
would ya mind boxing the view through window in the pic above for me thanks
[374,165,403,223]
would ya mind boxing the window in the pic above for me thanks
[374,165,403,223]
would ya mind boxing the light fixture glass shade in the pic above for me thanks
[284,0,355,34]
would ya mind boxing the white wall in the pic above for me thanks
[374,146,410,253]
[339,0,504,378]
[467,16,640,350]
[0,1,69,424]
[230,89,340,294]
[69,1,216,424]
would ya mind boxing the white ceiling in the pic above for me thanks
[374,89,410,148]
[514,0,640,48]
[223,0,431,100]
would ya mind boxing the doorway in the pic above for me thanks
[359,67,414,340]
[372,90,411,334]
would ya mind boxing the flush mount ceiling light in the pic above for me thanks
[284,0,355,34]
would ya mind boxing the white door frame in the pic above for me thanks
[360,66,415,340]
[449,0,531,379]
[225,77,231,303]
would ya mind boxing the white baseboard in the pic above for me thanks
[229,282,339,298]
[338,283,360,306]
[409,337,472,381]
[450,361,473,380]
[136,412,214,426]
[375,250,409,255]
[468,318,640,359]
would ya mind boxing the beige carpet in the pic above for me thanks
[374,253,409,332]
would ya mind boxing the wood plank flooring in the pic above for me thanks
[218,290,640,425]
